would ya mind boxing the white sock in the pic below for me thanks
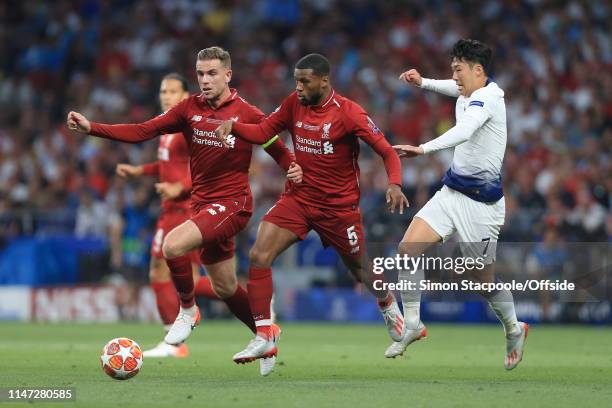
[486,289,520,335]
[180,305,197,318]
[398,269,424,330]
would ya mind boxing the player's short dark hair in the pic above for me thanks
[450,39,493,74]
[197,46,231,69]
[162,73,189,92]
[295,53,331,77]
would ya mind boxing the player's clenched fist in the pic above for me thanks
[66,111,91,133]
[398,69,422,86]
[214,120,233,148]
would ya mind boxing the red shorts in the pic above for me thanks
[263,194,365,259]
[151,207,200,265]
[190,195,252,265]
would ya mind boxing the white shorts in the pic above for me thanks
[415,185,505,264]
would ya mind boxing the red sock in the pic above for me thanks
[194,276,220,300]
[223,285,256,333]
[166,255,195,308]
[247,266,273,338]
[150,281,179,325]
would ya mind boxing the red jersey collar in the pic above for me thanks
[199,88,239,110]
[310,89,336,110]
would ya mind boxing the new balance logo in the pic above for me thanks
[191,115,202,122]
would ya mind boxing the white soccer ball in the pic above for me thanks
[100,338,143,380]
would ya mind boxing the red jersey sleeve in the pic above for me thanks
[343,101,402,186]
[232,94,294,144]
[89,99,188,143]
[141,161,160,176]
[244,105,296,171]
[263,136,295,171]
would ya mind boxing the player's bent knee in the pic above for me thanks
[161,238,186,260]
[248,246,274,268]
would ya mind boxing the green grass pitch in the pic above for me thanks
[1,322,611,407]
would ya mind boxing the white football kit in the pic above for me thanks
[415,79,507,263]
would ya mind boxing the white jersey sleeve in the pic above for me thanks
[420,89,493,154]
[420,78,461,97]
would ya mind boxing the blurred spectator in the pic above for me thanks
[74,187,121,238]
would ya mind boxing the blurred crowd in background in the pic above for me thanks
[0,0,609,281]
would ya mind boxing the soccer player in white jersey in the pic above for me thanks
[391,39,528,370]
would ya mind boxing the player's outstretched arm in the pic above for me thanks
[406,102,491,155]
[215,97,293,147]
[399,68,460,97]
[215,117,285,147]
[393,145,424,158]
[67,101,186,144]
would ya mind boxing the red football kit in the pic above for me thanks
[226,89,402,330]
[231,90,402,258]
[88,89,293,324]
[89,89,294,264]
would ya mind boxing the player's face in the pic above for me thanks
[451,58,482,97]
[159,79,188,112]
[294,68,328,106]
[196,58,232,101]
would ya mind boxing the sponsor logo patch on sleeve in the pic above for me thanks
[469,100,485,107]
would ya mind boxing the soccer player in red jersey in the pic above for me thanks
[215,53,410,365]
[115,73,223,358]
[67,47,301,375]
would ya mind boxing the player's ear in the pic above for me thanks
[320,74,330,87]
[225,68,232,84]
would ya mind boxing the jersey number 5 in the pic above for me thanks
[346,225,358,247]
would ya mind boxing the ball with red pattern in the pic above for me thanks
[100,338,143,380]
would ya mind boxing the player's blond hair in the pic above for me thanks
[197,46,231,69]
